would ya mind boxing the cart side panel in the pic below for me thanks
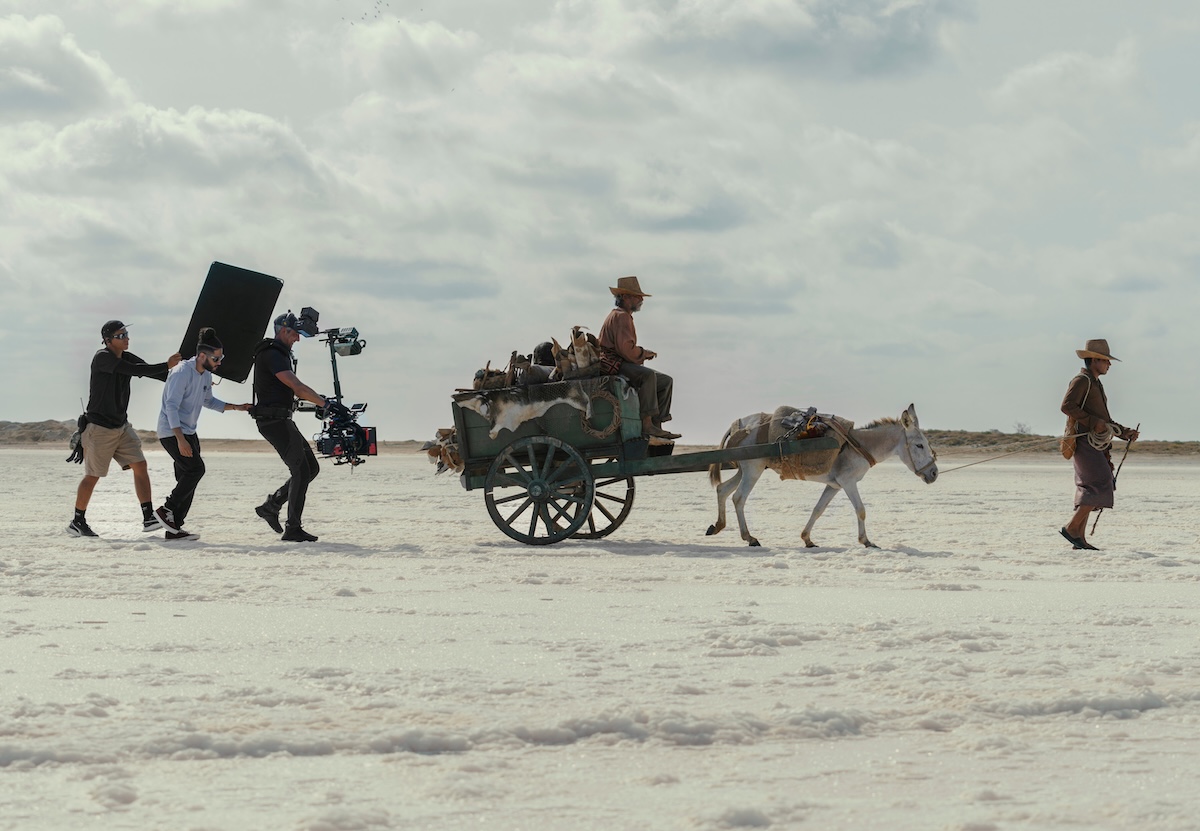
[454,376,639,469]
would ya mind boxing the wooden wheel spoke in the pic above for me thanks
[538,503,560,533]
[593,499,618,524]
[544,462,581,487]
[500,451,532,484]
[505,497,534,523]
[595,490,628,506]
[539,444,556,479]
[492,491,530,507]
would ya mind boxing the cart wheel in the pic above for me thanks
[572,475,635,539]
[484,436,595,545]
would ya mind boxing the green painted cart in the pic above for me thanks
[452,376,840,545]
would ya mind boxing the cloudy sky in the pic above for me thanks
[3,0,1197,444]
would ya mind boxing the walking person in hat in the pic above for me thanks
[67,320,182,537]
[153,327,250,541]
[1059,338,1139,550]
[597,276,681,441]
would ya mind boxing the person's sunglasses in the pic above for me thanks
[111,332,129,340]
[202,352,225,364]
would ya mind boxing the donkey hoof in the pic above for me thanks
[705,525,719,536]
[748,539,761,547]
[804,540,817,549]
[862,540,879,549]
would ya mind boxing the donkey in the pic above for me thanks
[706,404,938,548]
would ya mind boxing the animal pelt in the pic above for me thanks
[455,382,592,439]
[421,427,463,474]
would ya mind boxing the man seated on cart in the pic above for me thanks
[598,276,681,441]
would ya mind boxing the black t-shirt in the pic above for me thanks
[252,339,297,409]
[86,348,170,429]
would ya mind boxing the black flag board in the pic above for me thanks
[180,262,284,383]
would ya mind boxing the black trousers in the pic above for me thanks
[159,433,205,526]
[257,418,320,530]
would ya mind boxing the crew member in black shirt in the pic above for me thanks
[67,320,181,537]
[251,312,331,542]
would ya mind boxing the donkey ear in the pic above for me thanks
[901,404,916,428]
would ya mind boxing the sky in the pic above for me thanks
[2,0,1198,443]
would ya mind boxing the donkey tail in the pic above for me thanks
[708,426,733,487]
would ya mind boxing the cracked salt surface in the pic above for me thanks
[2,449,1200,830]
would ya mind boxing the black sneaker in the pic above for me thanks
[281,527,318,542]
[165,529,201,541]
[255,502,283,533]
[143,515,164,532]
[67,518,98,537]
[154,506,181,532]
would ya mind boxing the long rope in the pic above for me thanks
[936,433,1087,475]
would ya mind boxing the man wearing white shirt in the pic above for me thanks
[154,327,248,540]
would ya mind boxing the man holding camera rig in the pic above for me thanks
[251,311,349,542]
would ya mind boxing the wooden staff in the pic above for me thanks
[1091,422,1140,535]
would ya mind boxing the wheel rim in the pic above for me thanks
[484,436,594,545]
[572,475,635,539]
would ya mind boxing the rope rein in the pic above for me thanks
[935,433,1088,475]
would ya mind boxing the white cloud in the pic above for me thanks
[1147,122,1200,172]
[7,104,333,197]
[0,14,131,120]
[991,39,1139,115]
[636,0,975,79]
[336,18,482,94]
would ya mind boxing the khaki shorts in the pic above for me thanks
[81,422,145,477]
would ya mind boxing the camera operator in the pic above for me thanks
[251,312,345,542]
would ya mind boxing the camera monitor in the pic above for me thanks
[180,262,284,383]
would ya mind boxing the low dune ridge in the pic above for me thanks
[2,419,1196,456]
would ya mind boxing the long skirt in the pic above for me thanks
[1073,438,1115,509]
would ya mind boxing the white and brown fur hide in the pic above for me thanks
[456,384,592,439]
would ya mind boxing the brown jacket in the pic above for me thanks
[1061,368,1128,437]
[598,308,646,365]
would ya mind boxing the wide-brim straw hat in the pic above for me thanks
[1076,338,1120,361]
[609,275,651,297]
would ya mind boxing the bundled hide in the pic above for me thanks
[422,427,463,474]
[551,326,609,381]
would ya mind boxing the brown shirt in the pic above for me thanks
[1061,368,1125,434]
[598,308,646,365]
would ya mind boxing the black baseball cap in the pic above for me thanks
[101,320,129,339]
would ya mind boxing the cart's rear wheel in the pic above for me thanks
[571,475,635,539]
[484,436,594,545]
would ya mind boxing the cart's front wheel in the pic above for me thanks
[572,475,635,539]
[484,436,594,545]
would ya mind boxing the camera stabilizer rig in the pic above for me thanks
[292,308,377,467]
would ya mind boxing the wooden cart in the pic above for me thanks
[452,376,840,545]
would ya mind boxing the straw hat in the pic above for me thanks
[1076,338,1120,361]
[609,276,651,297]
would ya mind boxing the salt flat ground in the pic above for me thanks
[2,447,1200,831]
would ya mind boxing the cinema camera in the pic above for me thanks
[292,307,378,467]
